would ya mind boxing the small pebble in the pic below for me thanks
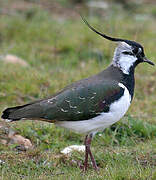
[61,145,85,155]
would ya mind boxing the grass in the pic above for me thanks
[0,0,156,179]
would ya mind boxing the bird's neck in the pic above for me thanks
[121,71,135,101]
[105,65,135,101]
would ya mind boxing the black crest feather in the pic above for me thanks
[81,15,144,50]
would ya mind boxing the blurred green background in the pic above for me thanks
[0,0,156,179]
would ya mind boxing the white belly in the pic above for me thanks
[56,83,131,134]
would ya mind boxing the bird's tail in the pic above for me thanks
[1,101,44,122]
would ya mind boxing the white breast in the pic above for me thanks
[56,83,131,135]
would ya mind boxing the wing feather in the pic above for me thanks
[40,80,124,121]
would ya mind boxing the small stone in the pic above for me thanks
[2,54,29,67]
[0,159,5,165]
[61,145,85,155]
[8,134,33,149]
[0,122,33,149]
[0,139,7,145]
[87,1,109,9]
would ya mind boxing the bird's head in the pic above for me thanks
[82,16,154,75]
[112,40,154,74]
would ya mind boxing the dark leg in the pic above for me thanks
[87,134,99,171]
[82,135,89,171]
[82,134,98,171]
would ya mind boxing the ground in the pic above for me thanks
[0,0,156,179]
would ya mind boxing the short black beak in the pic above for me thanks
[143,57,155,66]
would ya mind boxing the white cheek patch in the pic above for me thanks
[119,55,137,74]
[112,42,139,74]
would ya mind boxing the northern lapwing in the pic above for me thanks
[1,17,154,171]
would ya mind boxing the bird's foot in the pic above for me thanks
[79,161,88,172]
[80,163,99,173]
[79,160,99,172]
[91,162,99,171]
[80,167,87,173]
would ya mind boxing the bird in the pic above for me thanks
[1,17,154,171]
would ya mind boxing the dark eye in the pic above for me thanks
[122,51,134,56]
[133,48,138,54]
